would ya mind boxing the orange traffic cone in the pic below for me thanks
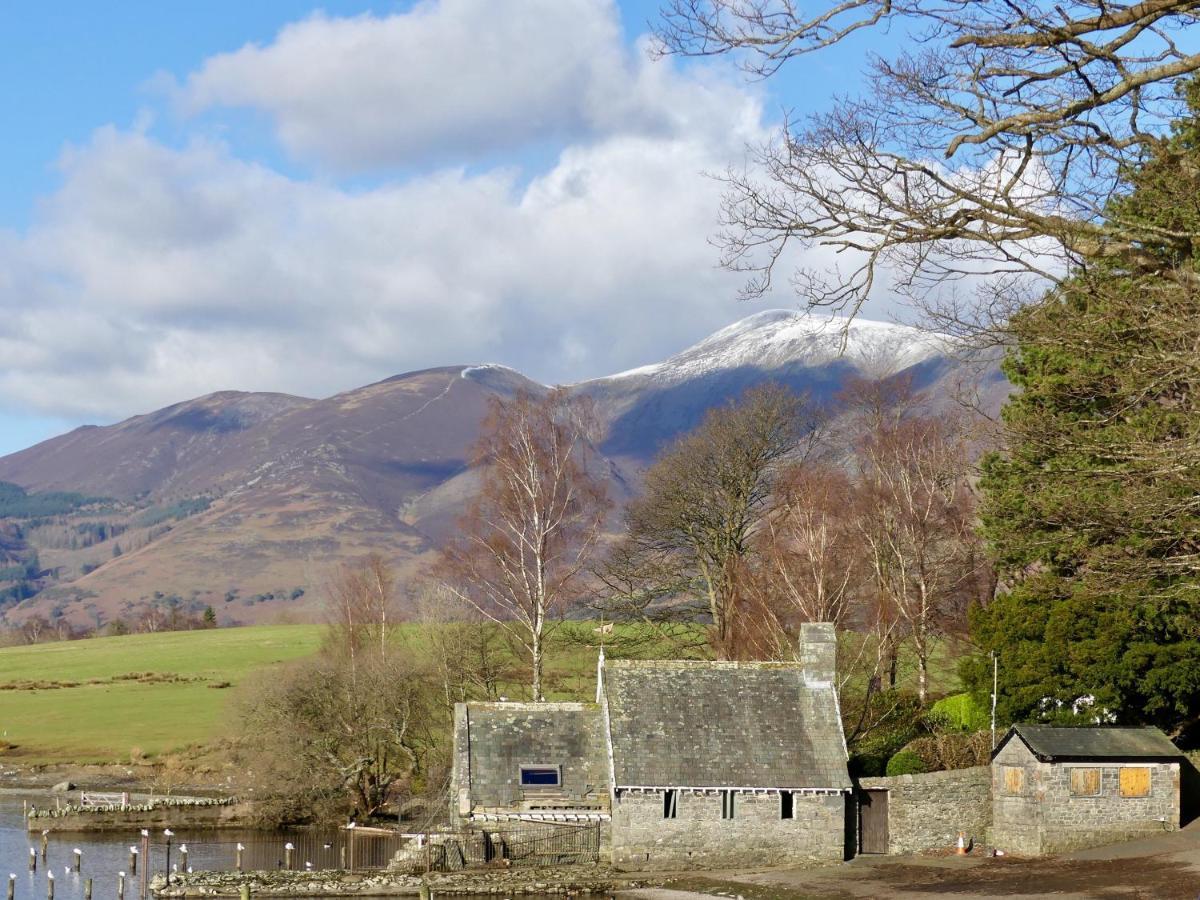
[956,832,968,855]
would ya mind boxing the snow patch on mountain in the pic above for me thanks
[460,363,523,380]
[599,310,950,385]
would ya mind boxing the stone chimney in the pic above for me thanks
[799,622,837,685]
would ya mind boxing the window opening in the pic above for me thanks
[720,790,735,820]
[780,791,794,819]
[519,766,561,787]
[663,789,678,819]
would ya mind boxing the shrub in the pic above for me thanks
[906,731,993,771]
[929,692,990,732]
[886,749,928,776]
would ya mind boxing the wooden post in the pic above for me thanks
[72,850,81,872]
[83,879,92,900]
[45,874,52,900]
[39,833,48,862]
[7,873,15,900]
[128,848,137,876]
[117,873,125,900]
[339,845,346,870]
[235,844,244,873]
[238,886,250,900]
[139,831,149,900]
[283,843,293,871]
[179,846,188,873]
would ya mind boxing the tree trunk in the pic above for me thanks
[917,649,928,705]
[531,635,544,702]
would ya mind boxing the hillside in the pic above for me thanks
[0,311,1006,629]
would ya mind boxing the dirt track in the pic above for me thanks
[624,822,1200,899]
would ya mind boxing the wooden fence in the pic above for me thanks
[79,792,129,809]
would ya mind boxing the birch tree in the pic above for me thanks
[327,552,397,672]
[436,389,609,701]
[854,408,981,703]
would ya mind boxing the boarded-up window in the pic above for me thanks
[1119,767,1151,798]
[1002,766,1024,795]
[1070,767,1101,796]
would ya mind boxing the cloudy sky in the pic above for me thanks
[0,0,890,455]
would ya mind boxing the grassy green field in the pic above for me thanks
[0,621,966,765]
[0,622,646,763]
[0,625,325,762]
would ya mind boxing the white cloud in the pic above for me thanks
[175,0,746,172]
[2,106,770,420]
[8,0,928,427]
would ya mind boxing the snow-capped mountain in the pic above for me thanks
[579,310,983,460]
[599,310,950,386]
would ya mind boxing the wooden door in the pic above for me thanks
[859,789,889,854]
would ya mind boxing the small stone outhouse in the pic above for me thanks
[450,623,852,869]
[990,724,1182,855]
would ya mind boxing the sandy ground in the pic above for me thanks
[619,821,1200,900]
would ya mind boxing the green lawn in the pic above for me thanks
[0,625,324,762]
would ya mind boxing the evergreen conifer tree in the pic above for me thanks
[967,81,1200,736]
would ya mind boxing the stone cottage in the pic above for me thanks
[450,622,852,868]
[991,723,1182,855]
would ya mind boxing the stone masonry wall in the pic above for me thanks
[1037,759,1177,854]
[991,738,1181,855]
[609,790,845,869]
[990,736,1042,855]
[28,802,255,833]
[858,766,991,855]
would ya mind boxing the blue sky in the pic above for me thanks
[0,1,886,456]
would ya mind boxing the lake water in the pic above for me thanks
[0,791,305,900]
[0,792,620,899]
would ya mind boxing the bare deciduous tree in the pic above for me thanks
[655,2,1200,327]
[242,651,439,823]
[753,462,861,625]
[600,384,819,658]
[409,583,510,709]
[436,389,610,701]
[852,397,982,703]
[327,552,397,669]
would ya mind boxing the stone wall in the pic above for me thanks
[27,802,255,833]
[991,738,1180,855]
[990,736,1042,854]
[608,789,845,869]
[857,766,991,855]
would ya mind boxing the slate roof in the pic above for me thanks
[996,724,1181,762]
[462,702,608,808]
[601,660,851,790]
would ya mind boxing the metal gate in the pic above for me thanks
[858,789,889,854]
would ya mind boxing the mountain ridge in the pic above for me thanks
[0,311,1003,629]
